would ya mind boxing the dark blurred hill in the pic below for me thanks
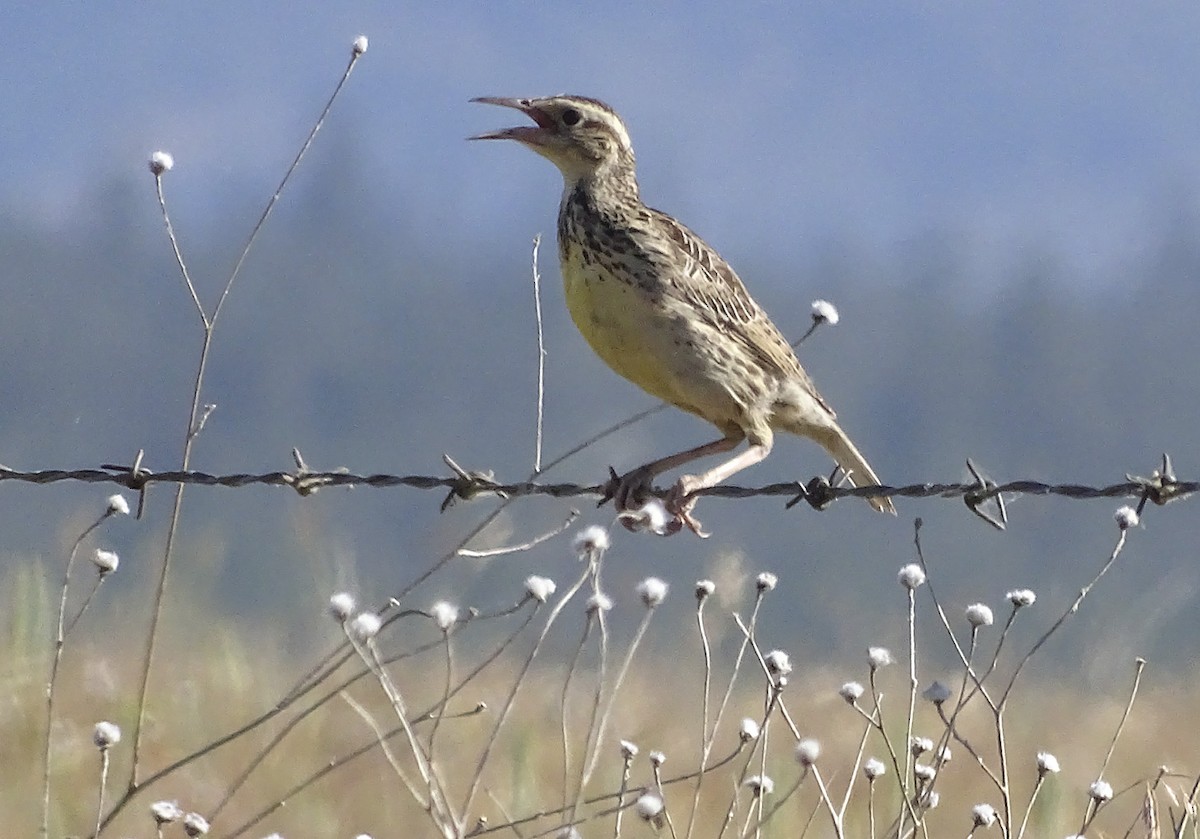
[2,160,1198,681]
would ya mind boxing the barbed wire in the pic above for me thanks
[1,454,1191,524]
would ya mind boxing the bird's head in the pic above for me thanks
[472,95,637,187]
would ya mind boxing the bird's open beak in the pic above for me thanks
[470,97,555,144]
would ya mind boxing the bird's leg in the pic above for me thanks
[606,434,744,521]
[667,437,773,537]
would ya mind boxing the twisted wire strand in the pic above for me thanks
[1,463,1191,509]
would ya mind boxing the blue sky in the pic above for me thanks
[5,2,1200,281]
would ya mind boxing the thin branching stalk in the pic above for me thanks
[41,507,113,839]
[576,597,659,798]
[129,45,366,791]
[94,749,111,839]
[560,616,595,812]
[425,627,456,759]
[341,690,425,805]
[530,234,547,473]
[462,558,598,826]
[571,572,611,818]
[684,589,715,839]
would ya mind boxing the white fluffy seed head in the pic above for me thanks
[966,603,994,628]
[739,718,760,742]
[351,35,369,55]
[914,763,937,782]
[925,791,940,809]
[572,525,610,556]
[694,579,716,601]
[93,721,121,749]
[745,774,774,795]
[106,494,131,516]
[811,299,840,325]
[649,750,666,768]
[1089,779,1113,802]
[898,563,927,590]
[936,745,952,764]
[328,592,356,622]
[149,151,174,175]
[839,681,864,704]
[585,592,613,614]
[634,793,663,821]
[430,601,458,632]
[922,680,952,705]
[348,612,382,642]
[868,646,894,670]
[864,757,886,780]
[1114,506,1140,530]
[910,736,934,756]
[624,499,670,534]
[1037,751,1061,774]
[972,803,998,827]
[151,800,184,824]
[619,739,639,759]
[92,549,120,574]
[636,577,668,608]
[182,812,210,836]
[764,649,792,677]
[755,571,778,592]
[1007,588,1037,607]
[524,575,556,603]
[795,738,821,767]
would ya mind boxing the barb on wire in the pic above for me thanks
[0,454,1193,511]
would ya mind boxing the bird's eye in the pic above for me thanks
[561,108,581,126]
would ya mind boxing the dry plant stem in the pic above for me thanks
[839,709,879,818]
[341,690,424,805]
[868,783,878,839]
[575,597,655,802]
[1175,772,1200,837]
[683,593,715,839]
[457,510,580,557]
[612,754,634,839]
[476,742,747,838]
[359,638,456,837]
[65,574,111,638]
[811,766,846,839]
[213,601,535,829]
[571,574,610,818]
[560,617,595,811]
[95,751,111,839]
[1000,519,1136,707]
[701,593,767,778]
[715,689,782,839]
[900,585,919,834]
[225,705,487,839]
[1014,775,1047,839]
[1075,659,1148,836]
[530,233,546,473]
[426,629,456,759]
[866,675,912,824]
[41,509,110,839]
[130,51,363,791]
[1099,658,1147,779]
[461,559,598,826]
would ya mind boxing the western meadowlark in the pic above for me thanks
[473,95,895,534]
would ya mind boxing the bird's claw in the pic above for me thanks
[665,477,710,538]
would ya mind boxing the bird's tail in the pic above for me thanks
[789,420,896,515]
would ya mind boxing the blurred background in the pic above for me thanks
[3,2,1200,681]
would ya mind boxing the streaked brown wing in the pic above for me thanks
[646,209,835,416]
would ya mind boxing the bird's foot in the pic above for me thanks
[600,465,656,509]
[664,475,710,539]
